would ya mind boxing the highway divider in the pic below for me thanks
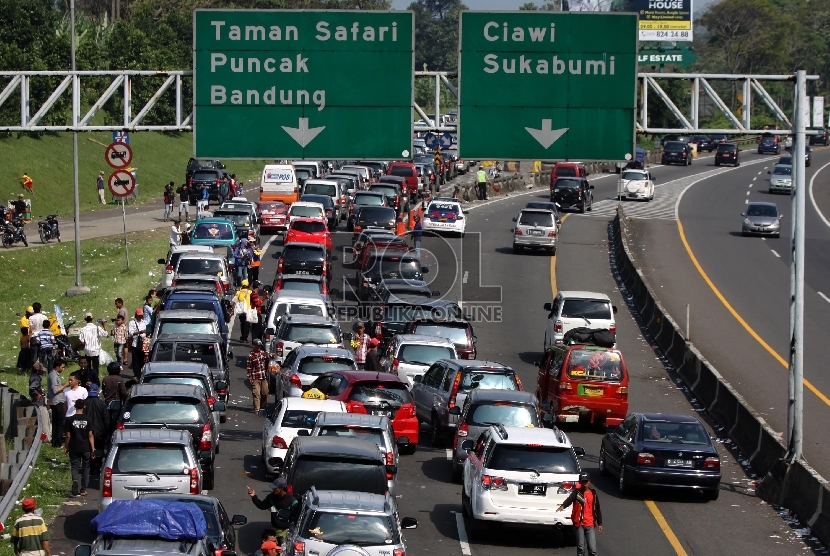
[611,205,830,547]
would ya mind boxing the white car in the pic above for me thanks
[261,396,347,474]
[461,425,585,537]
[383,334,458,386]
[619,170,654,201]
[423,200,467,237]
[543,291,616,349]
[287,201,326,226]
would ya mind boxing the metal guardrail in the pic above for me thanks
[0,386,43,531]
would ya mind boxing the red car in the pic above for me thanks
[284,217,332,253]
[308,370,419,454]
[256,201,288,233]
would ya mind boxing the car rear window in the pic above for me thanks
[113,445,189,474]
[192,171,220,181]
[412,323,470,346]
[168,301,217,312]
[124,397,205,424]
[354,194,385,206]
[359,207,396,221]
[519,212,554,227]
[368,258,421,280]
[304,183,337,197]
[317,426,386,448]
[290,205,324,218]
[398,344,455,365]
[177,258,222,275]
[280,280,323,293]
[305,512,395,546]
[260,202,287,213]
[488,445,579,474]
[371,186,398,196]
[641,420,709,444]
[664,141,685,151]
[554,179,581,190]
[292,221,327,233]
[390,166,415,177]
[282,410,321,428]
[283,246,325,261]
[466,402,539,428]
[459,370,517,392]
[275,303,325,318]
[554,166,578,177]
[285,324,339,344]
[621,171,647,181]
[143,376,209,391]
[761,137,776,145]
[298,356,354,375]
[349,382,413,406]
[215,212,252,227]
[193,222,234,240]
[152,342,219,368]
[566,349,624,382]
[292,458,385,495]
[561,299,611,320]
[717,144,737,153]
[158,321,216,335]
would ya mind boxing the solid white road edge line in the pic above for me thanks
[771,250,781,258]
[455,512,473,555]
[818,292,830,304]
[807,161,830,229]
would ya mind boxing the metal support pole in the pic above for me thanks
[787,70,806,462]
[121,199,130,269]
[434,74,441,129]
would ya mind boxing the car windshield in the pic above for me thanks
[291,206,324,218]
[124,398,204,424]
[467,403,539,428]
[349,382,412,406]
[664,142,685,151]
[355,194,385,206]
[281,409,321,429]
[215,213,251,226]
[773,165,792,176]
[168,301,217,312]
[621,171,648,180]
[298,357,354,375]
[143,376,208,391]
[153,342,219,368]
[641,420,710,444]
[459,371,517,392]
[177,259,223,275]
[488,445,579,474]
[391,166,414,177]
[554,179,581,190]
[399,344,455,365]
[286,324,339,344]
[561,299,611,320]
[158,322,216,335]
[412,324,469,346]
[305,183,337,196]
[193,223,234,240]
[318,426,386,447]
[113,445,189,474]
[305,512,395,546]
[566,349,624,381]
[519,211,554,227]
[260,202,286,213]
[284,247,325,261]
[292,221,327,233]
[747,204,778,217]
[281,280,323,293]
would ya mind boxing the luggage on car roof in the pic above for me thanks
[562,327,616,348]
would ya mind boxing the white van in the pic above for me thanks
[302,179,344,220]
[291,161,323,179]
[264,291,333,352]
[260,164,299,204]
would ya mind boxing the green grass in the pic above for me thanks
[0,132,271,219]
[0,228,170,375]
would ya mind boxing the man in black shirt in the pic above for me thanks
[64,399,95,497]
[177,184,190,222]
[84,384,109,476]
[246,478,298,546]
[365,338,383,374]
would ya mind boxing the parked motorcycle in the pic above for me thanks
[38,214,60,243]
[2,217,27,248]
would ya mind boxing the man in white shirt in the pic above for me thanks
[77,313,108,381]
[64,373,88,418]
[170,220,182,247]
[27,302,48,335]
[127,309,147,377]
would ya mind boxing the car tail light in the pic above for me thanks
[287,484,294,496]
[704,457,720,470]
[216,178,221,185]
[637,453,656,466]
[559,382,573,391]
[207,396,215,409]
[260,187,264,195]
[165,265,173,275]
[248,230,255,237]
[466,353,475,360]
[277,258,284,273]
[188,177,193,185]
[548,231,556,237]
[515,374,523,391]
[557,481,574,494]
[199,423,213,451]
[349,205,354,214]
[616,387,628,395]
[271,435,288,449]
[290,374,302,389]
[391,358,399,372]
[293,541,305,553]
[102,467,113,497]
[396,403,414,420]
[374,322,382,339]
[481,475,508,490]
[276,341,284,357]
[448,371,462,409]
[554,320,563,333]
[578,188,583,196]
[393,549,405,556]
[190,467,200,494]
[457,215,463,220]
[347,401,367,414]
[355,225,363,233]
[458,422,469,437]
[172,280,178,286]
[117,421,124,430]
[217,384,227,396]
[610,324,616,334]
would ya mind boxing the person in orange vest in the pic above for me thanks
[19,173,33,194]
[249,241,262,283]
[396,215,407,236]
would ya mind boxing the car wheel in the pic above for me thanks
[579,203,585,214]
[757,150,762,155]
[619,469,631,496]
[550,245,557,256]
[512,243,521,254]
[661,158,666,165]
[735,160,740,167]
[599,447,610,476]
[774,232,781,238]
[203,470,215,491]
[706,488,720,501]
[430,414,443,447]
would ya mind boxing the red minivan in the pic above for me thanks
[535,344,628,427]
[549,162,588,189]
[387,162,419,198]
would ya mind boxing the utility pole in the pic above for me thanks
[787,70,806,462]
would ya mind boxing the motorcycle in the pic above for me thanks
[2,217,27,248]
[38,214,60,243]
[54,320,80,362]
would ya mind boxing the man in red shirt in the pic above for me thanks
[246,339,271,416]
[557,471,602,556]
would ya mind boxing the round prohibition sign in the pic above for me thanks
[108,170,136,198]
[105,142,133,169]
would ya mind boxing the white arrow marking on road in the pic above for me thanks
[525,119,568,149]
[281,117,325,148]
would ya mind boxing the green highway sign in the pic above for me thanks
[458,12,638,161]
[194,10,413,159]
[638,49,697,69]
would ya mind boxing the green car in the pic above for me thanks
[190,217,237,248]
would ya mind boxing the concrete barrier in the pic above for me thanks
[612,205,830,547]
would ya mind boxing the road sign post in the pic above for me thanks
[458,12,637,161]
[107,169,135,269]
[194,10,413,159]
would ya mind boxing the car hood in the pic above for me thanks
[771,174,792,181]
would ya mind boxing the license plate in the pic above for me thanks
[666,459,693,468]
[529,229,543,236]
[582,386,603,397]
[370,410,392,417]
[518,484,547,495]
[295,270,311,275]
[440,218,447,222]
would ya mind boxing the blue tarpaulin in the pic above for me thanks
[91,500,207,541]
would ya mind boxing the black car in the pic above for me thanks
[370,183,407,214]
[525,201,562,226]
[714,143,740,166]
[661,141,693,166]
[213,209,259,243]
[348,192,388,230]
[599,412,722,500]
[300,194,337,229]
[661,134,692,147]
[709,133,728,145]
[374,279,437,304]
[551,177,593,213]
[186,158,225,183]
[278,242,329,283]
[690,135,715,152]
[809,128,829,146]
[757,135,780,155]
[353,206,397,237]
[116,384,224,489]
[785,144,812,167]
[355,252,427,302]
[189,168,230,201]
[368,297,463,347]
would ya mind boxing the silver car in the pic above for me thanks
[742,202,782,237]
[382,334,458,386]
[156,245,214,290]
[273,345,356,398]
[285,489,417,556]
[512,209,558,254]
[768,164,793,193]
[312,412,400,468]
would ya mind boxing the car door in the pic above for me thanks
[463,431,489,499]
[545,296,562,347]
[264,400,284,454]
[277,349,299,397]
[413,363,446,421]
[218,501,234,549]
[608,414,637,475]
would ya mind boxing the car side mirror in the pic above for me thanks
[431,290,441,297]
[461,440,474,451]
[779,215,783,219]
[108,400,121,412]
[472,335,478,343]
[421,267,429,274]
[157,258,166,265]
[463,210,470,215]
[413,375,422,383]
[297,429,310,437]
[740,213,745,217]
[448,406,461,415]
[767,171,771,174]
[213,402,226,412]
[512,217,517,222]
[542,413,553,424]
[612,306,618,315]
[74,546,92,556]
[533,360,541,367]
[221,324,229,333]
[543,302,552,311]
[228,350,234,360]
[231,514,248,526]
[574,447,586,457]
[401,517,418,529]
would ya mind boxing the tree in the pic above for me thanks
[409,0,466,72]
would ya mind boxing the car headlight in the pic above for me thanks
[744,218,751,225]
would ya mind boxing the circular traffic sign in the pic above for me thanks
[108,170,136,198]
[105,142,133,169]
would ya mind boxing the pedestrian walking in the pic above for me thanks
[29,362,51,443]
[170,219,182,247]
[77,313,108,379]
[249,281,264,343]
[246,339,270,415]
[365,338,383,374]
[102,362,128,407]
[114,297,128,322]
[28,302,48,335]
[476,166,488,201]
[96,171,106,204]
[197,183,209,213]
[47,359,67,448]
[252,529,278,556]
[112,314,128,365]
[32,323,56,369]
[64,399,95,497]
[177,184,190,222]
[218,176,230,206]
[18,173,33,194]
[352,322,369,370]
[142,295,154,326]
[234,239,252,286]
[76,356,98,388]
[64,373,88,419]
[557,471,602,556]
[412,215,423,258]
[233,174,243,197]
[84,384,109,476]
[453,185,460,200]
[246,479,298,547]
[17,327,32,374]
[229,174,238,198]
[11,497,51,556]
[163,182,175,221]
[236,280,252,343]
[249,242,262,284]
[128,308,147,377]
[260,540,280,556]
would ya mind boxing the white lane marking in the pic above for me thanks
[747,191,751,195]
[446,449,453,460]
[771,250,781,258]
[463,271,469,284]
[673,158,770,220]
[818,292,830,304]
[749,184,753,188]
[455,512,473,555]
[753,176,758,181]
[746,199,749,204]
[808,161,830,229]
[758,171,763,174]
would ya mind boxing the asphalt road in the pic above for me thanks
[47,160,823,556]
